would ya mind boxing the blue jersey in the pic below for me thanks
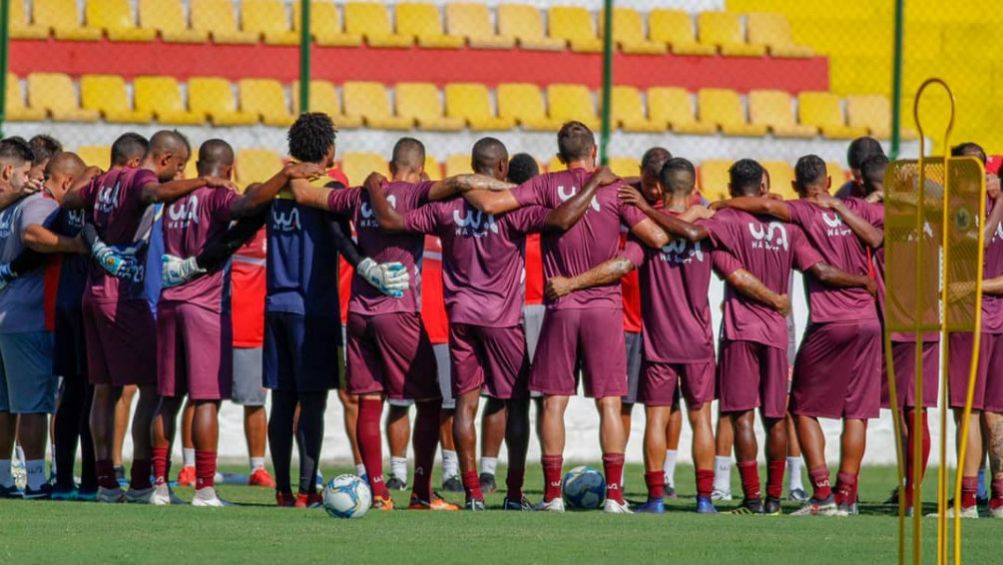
[143,204,164,316]
[55,208,87,311]
[266,195,341,317]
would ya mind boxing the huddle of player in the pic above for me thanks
[0,114,999,518]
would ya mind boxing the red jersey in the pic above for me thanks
[231,228,267,348]
[339,256,352,325]
[421,235,449,344]
[524,233,544,305]
[621,230,642,333]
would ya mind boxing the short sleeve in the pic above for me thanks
[403,202,444,235]
[78,175,100,209]
[847,198,885,229]
[621,237,645,267]
[19,198,58,232]
[712,249,742,278]
[785,200,812,229]
[697,216,737,253]
[503,205,550,234]
[404,180,436,209]
[326,187,361,215]
[619,203,647,229]
[790,225,823,271]
[508,175,548,207]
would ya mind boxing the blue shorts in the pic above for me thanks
[53,307,86,381]
[0,332,56,414]
[264,312,340,392]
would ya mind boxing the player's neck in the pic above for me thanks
[564,160,595,173]
[665,193,690,211]
[392,171,422,183]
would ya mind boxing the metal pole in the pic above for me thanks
[598,0,614,166]
[298,0,311,114]
[890,0,904,159]
[0,0,10,138]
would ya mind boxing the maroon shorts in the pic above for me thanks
[881,340,939,409]
[346,311,439,402]
[81,296,156,387]
[791,320,882,420]
[948,332,1003,412]
[639,360,715,408]
[156,301,233,401]
[717,340,788,418]
[449,323,528,400]
[529,308,626,398]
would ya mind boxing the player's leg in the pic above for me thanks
[479,397,505,493]
[52,376,85,495]
[448,323,487,507]
[77,383,97,497]
[337,390,366,478]
[386,403,411,490]
[435,342,460,493]
[190,399,222,504]
[177,400,195,486]
[503,395,530,509]
[112,385,136,481]
[621,330,643,452]
[713,408,734,501]
[664,405,682,498]
[128,384,158,494]
[636,360,677,513]
[984,410,1003,517]
[0,408,14,497]
[151,395,183,499]
[760,346,790,515]
[7,332,57,499]
[688,403,716,511]
[89,383,122,495]
[540,394,569,508]
[947,331,988,515]
[834,418,867,512]
[294,390,327,504]
[453,388,483,506]
[232,346,272,487]
[786,411,806,501]
[264,313,297,505]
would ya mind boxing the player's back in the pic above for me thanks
[266,196,340,317]
[981,196,1003,331]
[55,208,88,310]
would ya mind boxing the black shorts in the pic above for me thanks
[263,312,341,392]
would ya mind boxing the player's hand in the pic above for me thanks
[545,276,575,300]
[685,204,714,221]
[284,162,325,181]
[592,166,619,187]
[92,240,142,279]
[765,192,785,201]
[864,277,878,297]
[202,176,239,191]
[947,280,977,303]
[161,254,206,288]
[618,186,650,212]
[363,172,388,194]
[709,200,725,211]
[988,173,1001,199]
[17,177,44,198]
[773,293,792,317]
[811,193,840,210]
[81,165,103,181]
[865,190,884,203]
[357,258,409,298]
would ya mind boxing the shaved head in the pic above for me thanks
[391,137,426,174]
[149,130,189,159]
[471,137,509,180]
[197,139,235,178]
[46,151,86,180]
[147,130,191,182]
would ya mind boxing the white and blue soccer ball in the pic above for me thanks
[322,474,372,519]
[562,465,606,510]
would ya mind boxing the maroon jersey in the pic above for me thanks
[983,196,1003,334]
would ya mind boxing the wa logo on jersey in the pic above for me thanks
[658,239,705,265]
[452,208,499,237]
[557,185,600,212]
[166,195,200,229]
[66,209,85,231]
[749,221,790,251]
[95,180,122,214]
[271,207,301,232]
[359,195,396,229]
[822,211,852,237]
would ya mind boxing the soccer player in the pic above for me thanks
[27,134,62,184]
[713,155,883,516]
[834,137,885,200]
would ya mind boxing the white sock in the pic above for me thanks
[0,460,12,488]
[663,450,678,487]
[480,456,498,477]
[713,456,733,492]
[442,449,459,480]
[25,459,46,491]
[183,448,195,467]
[355,463,367,478]
[787,456,804,491]
[249,457,265,471]
[390,456,408,482]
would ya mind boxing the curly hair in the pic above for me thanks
[288,112,337,163]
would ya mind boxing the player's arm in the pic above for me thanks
[628,217,670,249]
[428,174,514,201]
[982,276,1003,296]
[544,167,620,231]
[816,194,883,248]
[712,196,792,221]
[618,185,710,243]
[230,162,324,218]
[0,177,43,211]
[363,172,407,232]
[22,224,87,254]
[984,191,1003,247]
[545,256,636,300]
[806,262,877,295]
[61,166,103,210]
[726,269,791,316]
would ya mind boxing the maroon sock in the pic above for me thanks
[152,447,170,486]
[766,459,786,500]
[961,476,978,508]
[644,470,665,500]
[990,480,1003,510]
[356,398,389,499]
[411,401,441,502]
[696,469,714,498]
[506,466,525,501]
[462,470,484,502]
[129,459,152,490]
[834,472,856,506]
[602,453,625,504]
[809,466,832,501]
[737,460,761,501]
[542,455,563,502]
[195,450,216,490]
[96,459,118,490]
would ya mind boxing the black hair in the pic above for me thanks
[471,137,507,176]
[556,121,595,164]
[860,154,889,189]
[148,130,189,159]
[0,137,35,165]
[728,159,765,196]
[28,134,62,167]
[847,137,884,171]
[508,153,539,185]
[196,139,235,177]
[951,142,987,164]
[288,112,337,163]
[110,132,149,167]
[391,137,426,172]
[640,147,671,177]
[794,154,828,191]
[659,157,695,195]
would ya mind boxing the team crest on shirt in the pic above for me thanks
[95,181,121,214]
[359,195,397,229]
[658,239,705,264]
[166,195,200,229]
[452,208,499,237]
[748,221,790,251]
[557,185,601,212]
[271,206,302,232]
[822,211,852,237]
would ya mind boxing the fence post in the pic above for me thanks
[890,0,904,159]
[298,0,311,114]
[599,0,614,166]
[0,0,10,138]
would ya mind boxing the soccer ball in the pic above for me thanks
[562,466,606,510]
[322,474,372,519]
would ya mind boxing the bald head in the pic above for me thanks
[45,151,86,200]
[197,139,235,178]
[147,130,191,182]
[471,137,509,181]
[390,137,426,176]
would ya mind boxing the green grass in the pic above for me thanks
[1,463,999,565]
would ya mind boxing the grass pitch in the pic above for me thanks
[1,463,999,565]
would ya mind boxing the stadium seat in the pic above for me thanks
[396,3,465,49]
[138,0,208,43]
[342,81,412,129]
[134,76,204,124]
[546,84,600,131]
[610,86,663,133]
[26,73,99,122]
[86,0,156,42]
[745,13,813,58]
[445,3,515,49]
[648,9,716,56]
[698,159,731,201]
[607,157,640,178]
[344,2,413,48]
[606,8,666,55]
[845,94,917,140]
[647,87,715,135]
[235,148,284,186]
[239,79,295,126]
[497,83,561,131]
[184,158,199,181]
[9,0,49,40]
[697,12,766,57]
[33,0,102,40]
[80,75,153,123]
[497,5,565,51]
[190,0,259,44]
[242,0,299,45]
[396,82,465,131]
[444,83,514,131]
[294,1,362,47]
[827,161,849,182]
[423,155,442,180]
[76,146,112,168]
[5,74,46,121]
[291,80,363,128]
[762,160,797,199]
[547,6,603,53]
[798,91,867,139]
[546,155,565,173]
[444,154,473,177]
[747,90,816,138]
[188,77,258,125]
[697,88,767,136]
[340,152,390,186]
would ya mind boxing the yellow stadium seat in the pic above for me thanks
[138,0,208,43]
[26,73,99,122]
[846,94,917,141]
[190,0,259,44]
[647,87,715,135]
[497,83,561,131]
[183,158,199,181]
[607,157,640,178]
[239,79,294,126]
[827,161,850,183]
[697,12,766,57]
[761,160,797,199]
[610,86,663,133]
[188,77,258,125]
[444,83,514,131]
[444,154,473,177]
[235,148,284,186]
[134,76,204,124]
[76,146,112,168]
[546,156,565,173]
[748,90,816,138]
[291,81,363,128]
[5,74,46,121]
[745,13,813,58]
[9,0,49,40]
[497,5,565,51]
[342,81,413,129]
[33,0,102,40]
[423,155,442,180]
[445,3,515,49]
[80,75,153,123]
[396,83,465,131]
[697,88,766,136]
[546,84,599,131]
[606,8,666,55]
[548,6,603,53]
[698,159,731,202]
[340,152,390,187]
[294,1,362,47]
[648,9,716,56]
[242,0,299,45]
[344,2,413,48]
[798,92,867,140]
[396,3,465,49]
[86,0,156,42]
